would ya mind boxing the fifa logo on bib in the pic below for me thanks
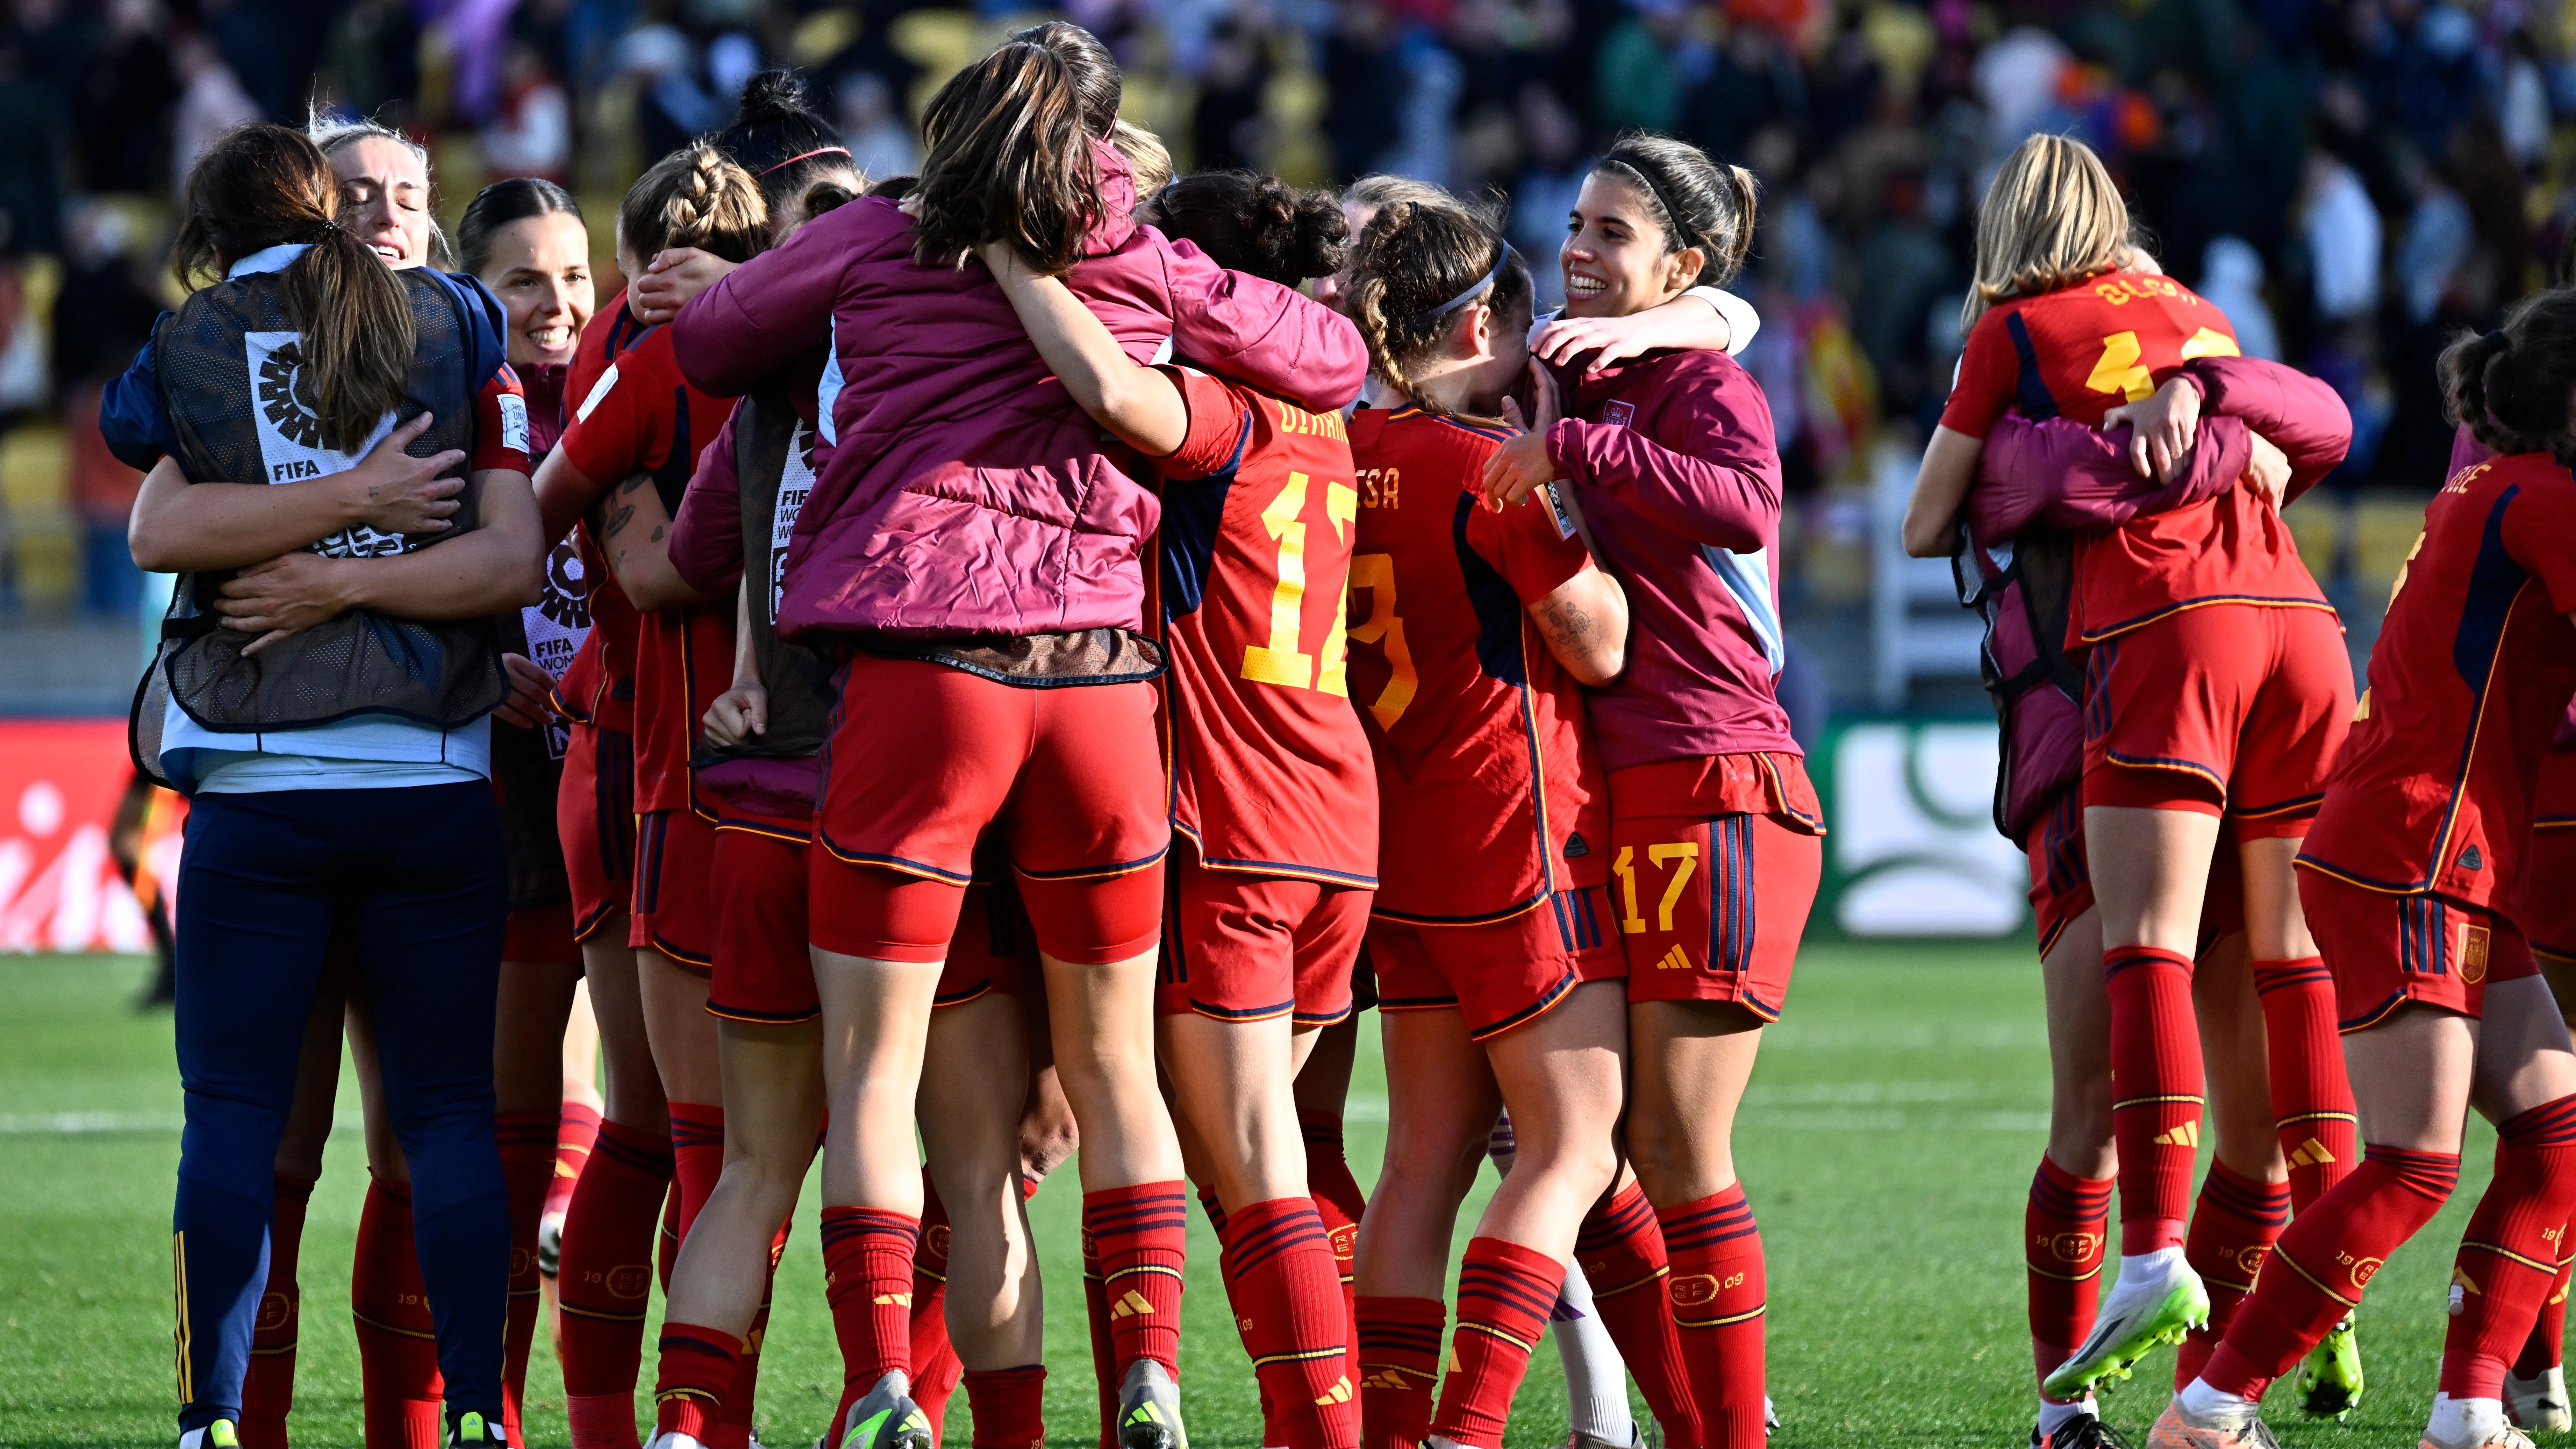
[246,331,405,556]
[1603,401,1636,429]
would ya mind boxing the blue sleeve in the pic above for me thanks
[437,270,512,393]
[99,325,178,473]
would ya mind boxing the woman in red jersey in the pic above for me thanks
[669,27,1365,1449]
[1480,132,1814,1449]
[1900,135,2356,1395]
[1328,198,1639,1449]
[532,139,765,1449]
[975,170,1379,1449]
[2151,292,2576,1449]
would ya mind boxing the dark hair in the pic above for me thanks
[458,177,582,277]
[1009,21,1121,138]
[174,123,415,454]
[717,70,857,215]
[1346,198,1534,410]
[910,41,1099,273]
[618,140,768,266]
[2441,290,2576,467]
[1589,131,1758,289]
[1141,171,1344,287]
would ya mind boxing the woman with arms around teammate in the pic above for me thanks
[2151,291,2576,1449]
[973,168,1378,1449]
[1479,132,1815,1449]
[106,122,542,1449]
[671,24,1364,1449]
[535,139,766,1449]
[1328,198,1640,1449]
[1904,135,2357,1400]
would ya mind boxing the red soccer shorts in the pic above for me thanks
[557,722,635,941]
[708,826,820,1024]
[2531,827,2576,968]
[939,880,1036,1006]
[1370,884,1624,1040]
[503,903,581,968]
[1155,846,1370,1027]
[2301,868,2539,1031]
[2082,603,2353,831]
[811,655,1168,966]
[1610,755,1825,1018]
[2023,789,2248,959]
[632,806,718,968]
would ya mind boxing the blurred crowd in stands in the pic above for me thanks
[0,0,2565,630]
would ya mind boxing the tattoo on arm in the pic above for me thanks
[620,472,651,495]
[650,526,664,543]
[603,504,636,540]
[1538,598,1595,650]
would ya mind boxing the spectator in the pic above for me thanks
[2198,237,2283,362]
[168,30,259,196]
[837,70,914,181]
[1507,81,1586,309]
[53,202,159,614]
[2304,149,2383,324]
[484,41,572,182]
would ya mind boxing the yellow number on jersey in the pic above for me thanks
[2086,331,2154,402]
[1242,473,1315,687]
[1345,552,1415,728]
[1647,842,1701,933]
[1614,841,1704,933]
[1316,482,1358,698]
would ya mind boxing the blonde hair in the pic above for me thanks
[1111,121,1173,197]
[618,141,768,266]
[1962,134,2133,330]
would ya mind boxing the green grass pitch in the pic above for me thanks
[0,945,2505,1447]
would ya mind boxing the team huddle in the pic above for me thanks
[96,17,2576,1449]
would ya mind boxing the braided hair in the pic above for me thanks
[2441,290,2576,468]
[1345,198,1533,413]
[1589,133,1757,292]
[617,140,767,268]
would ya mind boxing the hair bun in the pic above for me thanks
[737,70,811,123]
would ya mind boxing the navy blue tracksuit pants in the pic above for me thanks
[171,782,508,1432]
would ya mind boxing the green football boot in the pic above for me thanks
[2296,1313,2365,1420]
[838,1371,933,1449]
[1117,1358,1187,1449]
[2043,1253,2210,1399]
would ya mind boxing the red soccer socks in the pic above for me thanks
[912,1175,963,1446]
[240,1171,316,1449]
[2106,945,2204,1254]
[1303,1111,1368,1346]
[962,1365,1046,1449]
[2251,956,2360,1211]
[2177,1161,2292,1386]
[822,1204,919,1427]
[1221,1197,1358,1449]
[1082,1220,1118,1449]
[1432,1238,1562,1449]
[1355,1296,1444,1449]
[652,1322,741,1444]
[1659,1185,1769,1449]
[669,1103,726,1245]
[559,1118,674,1449]
[1083,1182,1189,1375]
[2201,1146,2461,1399]
[353,1174,444,1449]
[2025,1156,2112,1392]
[548,1101,604,1223]
[1575,1181,1702,1448]
[497,1109,560,1445]
[2443,1096,2576,1401]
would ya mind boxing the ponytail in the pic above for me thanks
[2441,290,2576,467]
[175,122,415,455]
[619,141,768,267]
[1591,132,1758,289]
[911,40,1099,273]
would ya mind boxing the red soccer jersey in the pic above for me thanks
[556,292,738,812]
[1941,271,2327,645]
[1150,370,1376,884]
[1346,405,1609,923]
[2299,452,2576,909]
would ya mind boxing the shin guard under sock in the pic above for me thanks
[497,1110,560,1446]
[963,1365,1046,1449]
[821,1205,918,1424]
[1355,1296,1444,1449]
[1302,1112,1367,1349]
[1083,1182,1189,1375]
[548,1101,604,1223]
[2251,956,2359,1212]
[241,1172,317,1449]
[2106,945,2203,1254]
[651,1321,739,1444]
[1222,1198,1357,1449]
[558,1118,674,1449]
[2025,1156,2112,1393]
[2442,1096,2576,1401]
[911,1175,962,1447]
[2201,1145,2460,1399]
[1660,1186,1768,1449]
[1575,1181,1701,1448]
[1431,1238,1562,1449]
[353,1176,444,1449]
[1082,1221,1117,1449]
[668,1103,725,1246]
[2177,1161,2292,1387]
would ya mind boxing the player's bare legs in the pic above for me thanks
[919,993,1042,1369]
[2053,806,2225,1396]
[661,1016,824,1333]
[1357,1007,1504,1297]
[1041,949,1185,1192]
[2041,908,2117,1183]
[639,946,723,1116]
[1159,1013,1315,1210]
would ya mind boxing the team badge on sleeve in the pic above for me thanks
[497,392,530,455]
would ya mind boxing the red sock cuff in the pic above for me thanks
[2502,1095,2576,1148]
[1197,1182,1229,1238]
[2031,1156,2114,1213]
[654,1322,740,1439]
[1456,1237,1564,1344]
[1298,1112,1346,1147]
[2106,944,2195,976]
[596,1116,677,1170]
[669,1102,726,1147]
[1655,1184,1756,1261]
[2199,1160,2294,1220]
[962,1365,1046,1449]
[1222,1197,1331,1265]
[2367,1144,2464,1199]
[2250,955,2330,992]
[1082,1181,1193,1241]
[497,1109,562,1162]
